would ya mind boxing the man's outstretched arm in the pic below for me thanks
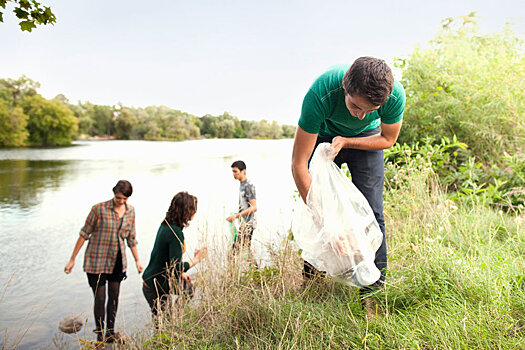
[291,126,318,203]
[226,197,257,223]
[330,121,402,153]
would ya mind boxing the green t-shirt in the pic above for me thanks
[298,64,406,138]
[142,223,190,293]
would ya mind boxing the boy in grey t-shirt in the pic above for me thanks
[226,160,257,252]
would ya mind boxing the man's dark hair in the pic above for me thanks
[113,180,133,197]
[164,191,198,228]
[343,57,394,106]
[231,160,246,171]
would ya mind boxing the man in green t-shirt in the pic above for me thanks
[291,57,406,316]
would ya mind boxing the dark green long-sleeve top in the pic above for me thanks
[142,223,190,293]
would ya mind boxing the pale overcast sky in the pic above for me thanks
[1,0,523,124]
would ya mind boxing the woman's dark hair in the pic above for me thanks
[164,191,198,228]
[113,180,133,197]
[343,56,394,106]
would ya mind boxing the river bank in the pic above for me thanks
[54,161,525,349]
[0,139,295,349]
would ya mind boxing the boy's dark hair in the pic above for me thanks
[113,180,133,197]
[164,191,198,228]
[231,160,246,171]
[343,56,394,106]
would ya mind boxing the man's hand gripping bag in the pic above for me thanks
[292,143,383,287]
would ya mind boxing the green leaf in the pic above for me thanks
[19,20,36,31]
[19,0,31,10]
[43,6,55,23]
[14,7,29,19]
[0,0,7,9]
[0,12,3,22]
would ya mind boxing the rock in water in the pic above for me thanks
[59,315,83,334]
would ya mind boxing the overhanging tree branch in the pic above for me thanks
[0,0,56,32]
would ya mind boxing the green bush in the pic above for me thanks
[385,137,524,212]
[396,13,525,163]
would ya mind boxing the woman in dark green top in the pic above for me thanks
[142,191,207,315]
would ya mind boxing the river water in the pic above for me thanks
[0,139,297,349]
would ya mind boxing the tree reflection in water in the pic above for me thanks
[0,160,73,209]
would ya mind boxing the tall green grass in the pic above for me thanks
[380,164,524,349]
[73,164,525,349]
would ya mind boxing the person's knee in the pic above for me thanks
[107,282,121,298]
[93,286,106,300]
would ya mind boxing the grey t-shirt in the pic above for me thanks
[238,179,256,226]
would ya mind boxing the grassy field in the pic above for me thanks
[105,164,524,350]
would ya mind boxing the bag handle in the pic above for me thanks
[164,218,187,254]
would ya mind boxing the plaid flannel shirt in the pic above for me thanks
[80,199,138,274]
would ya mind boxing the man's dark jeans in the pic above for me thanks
[303,127,387,290]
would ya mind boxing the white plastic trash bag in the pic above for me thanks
[292,143,383,287]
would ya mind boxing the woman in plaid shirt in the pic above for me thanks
[64,180,143,343]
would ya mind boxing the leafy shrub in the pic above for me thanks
[396,13,525,163]
[385,137,524,212]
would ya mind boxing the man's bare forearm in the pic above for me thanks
[238,206,256,218]
[291,126,318,203]
[292,162,311,203]
[341,134,395,150]
[331,121,402,152]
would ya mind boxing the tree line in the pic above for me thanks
[0,77,296,147]
[2,12,523,156]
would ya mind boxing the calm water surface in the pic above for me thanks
[0,139,296,349]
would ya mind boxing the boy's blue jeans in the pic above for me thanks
[303,128,387,290]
